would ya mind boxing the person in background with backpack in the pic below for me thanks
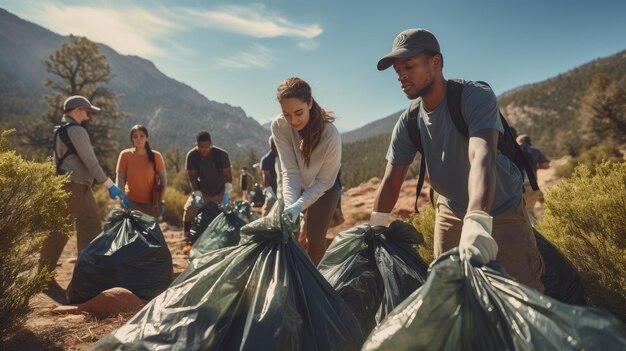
[116,125,167,218]
[40,95,128,296]
[272,77,341,265]
[516,134,550,217]
[182,131,232,254]
[370,29,544,291]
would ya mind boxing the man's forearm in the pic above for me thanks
[373,163,408,213]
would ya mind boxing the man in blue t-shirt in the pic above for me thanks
[260,136,278,215]
[370,28,544,291]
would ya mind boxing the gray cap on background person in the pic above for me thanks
[377,28,440,71]
[63,95,101,113]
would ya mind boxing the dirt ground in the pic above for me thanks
[1,160,564,350]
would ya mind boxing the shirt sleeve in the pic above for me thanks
[461,81,503,136]
[116,151,128,189]
[220,150,231,169]
[272,116,302,207]
[295,124,342,210]
[386,104,420,165]
[68,126,109,184]
[155,152,167,187]
[185,150,198,171]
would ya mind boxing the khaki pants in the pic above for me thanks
[302,181,339,265]
[182,191,223,231]
[522,182,543,216]
[39,182,102,272]
[434,198,545,292]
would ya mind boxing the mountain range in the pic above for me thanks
[0,8,269,155]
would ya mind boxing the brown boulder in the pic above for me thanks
[77,287,146,316]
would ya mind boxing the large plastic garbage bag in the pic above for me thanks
[66,210,173,304]
[188,201,221,244]
[534,228,586,305]
[189,201,259,260]
[91,201,363,351]
[362,248,626,351]
[318,220,428,334]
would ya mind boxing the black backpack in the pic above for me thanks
[407,79,538,213]
[53,123,84,175]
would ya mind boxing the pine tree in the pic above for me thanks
[580,74,626,146]
[19,35,129,172]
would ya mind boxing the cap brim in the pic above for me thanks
[87,105,101,113]
[377,47,425,71]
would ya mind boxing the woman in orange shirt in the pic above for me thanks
[116,125,167,218]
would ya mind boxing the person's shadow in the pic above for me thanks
[43,281,67,305]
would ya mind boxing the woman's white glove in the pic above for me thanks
[369,212,390,227]
[459,210,498,265]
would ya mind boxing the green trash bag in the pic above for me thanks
[318,220,428,334]
[91,201,363,351]
[66,210,173,304]
[188,201,221,244]
[362,248,626,351]
[189,201,259,260]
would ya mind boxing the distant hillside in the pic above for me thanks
[341,110,401,143]
[0,8,269,154]
[499,50,626,155]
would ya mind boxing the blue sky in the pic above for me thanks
[1,0,625,131]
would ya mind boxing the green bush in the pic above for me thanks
[537,160,626,321]
[557,141,623,178]
[170,168,191,194]
[161,187,188,227]
[92,185,111,220]
[408,204,436,265]
[0,130,71,335]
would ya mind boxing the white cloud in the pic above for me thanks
[31,4,178,57]
[180,4,322,39]
[215,44,275,69]
[298,40,320,51]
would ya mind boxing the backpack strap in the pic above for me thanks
[53,123,81,174]
[406,100,427,213]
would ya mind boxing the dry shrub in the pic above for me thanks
[537,160,626,321]
[0,130,71,334]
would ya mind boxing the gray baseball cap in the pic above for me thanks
[63,95,101,113]
[377,28,440,71]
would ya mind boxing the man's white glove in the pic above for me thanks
[191,190,203,207]
[459,210,498,265]
[263,186,276,202]
[369,212,390,227]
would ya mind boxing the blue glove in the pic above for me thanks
[108,184,125,200]
[191,191,203,207]
[222,193,231,206]
[159,203,165,216]
[282,203,303,226]
[120,194,131,209]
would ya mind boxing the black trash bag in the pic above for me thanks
[318,220,429,334]
[91,200,363,351]
[188,201,221,244]
[189,200,260,260]
[362,248,626,351]
[534,227,586,305]
[66,210,173,304]
[249,183,265,207]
